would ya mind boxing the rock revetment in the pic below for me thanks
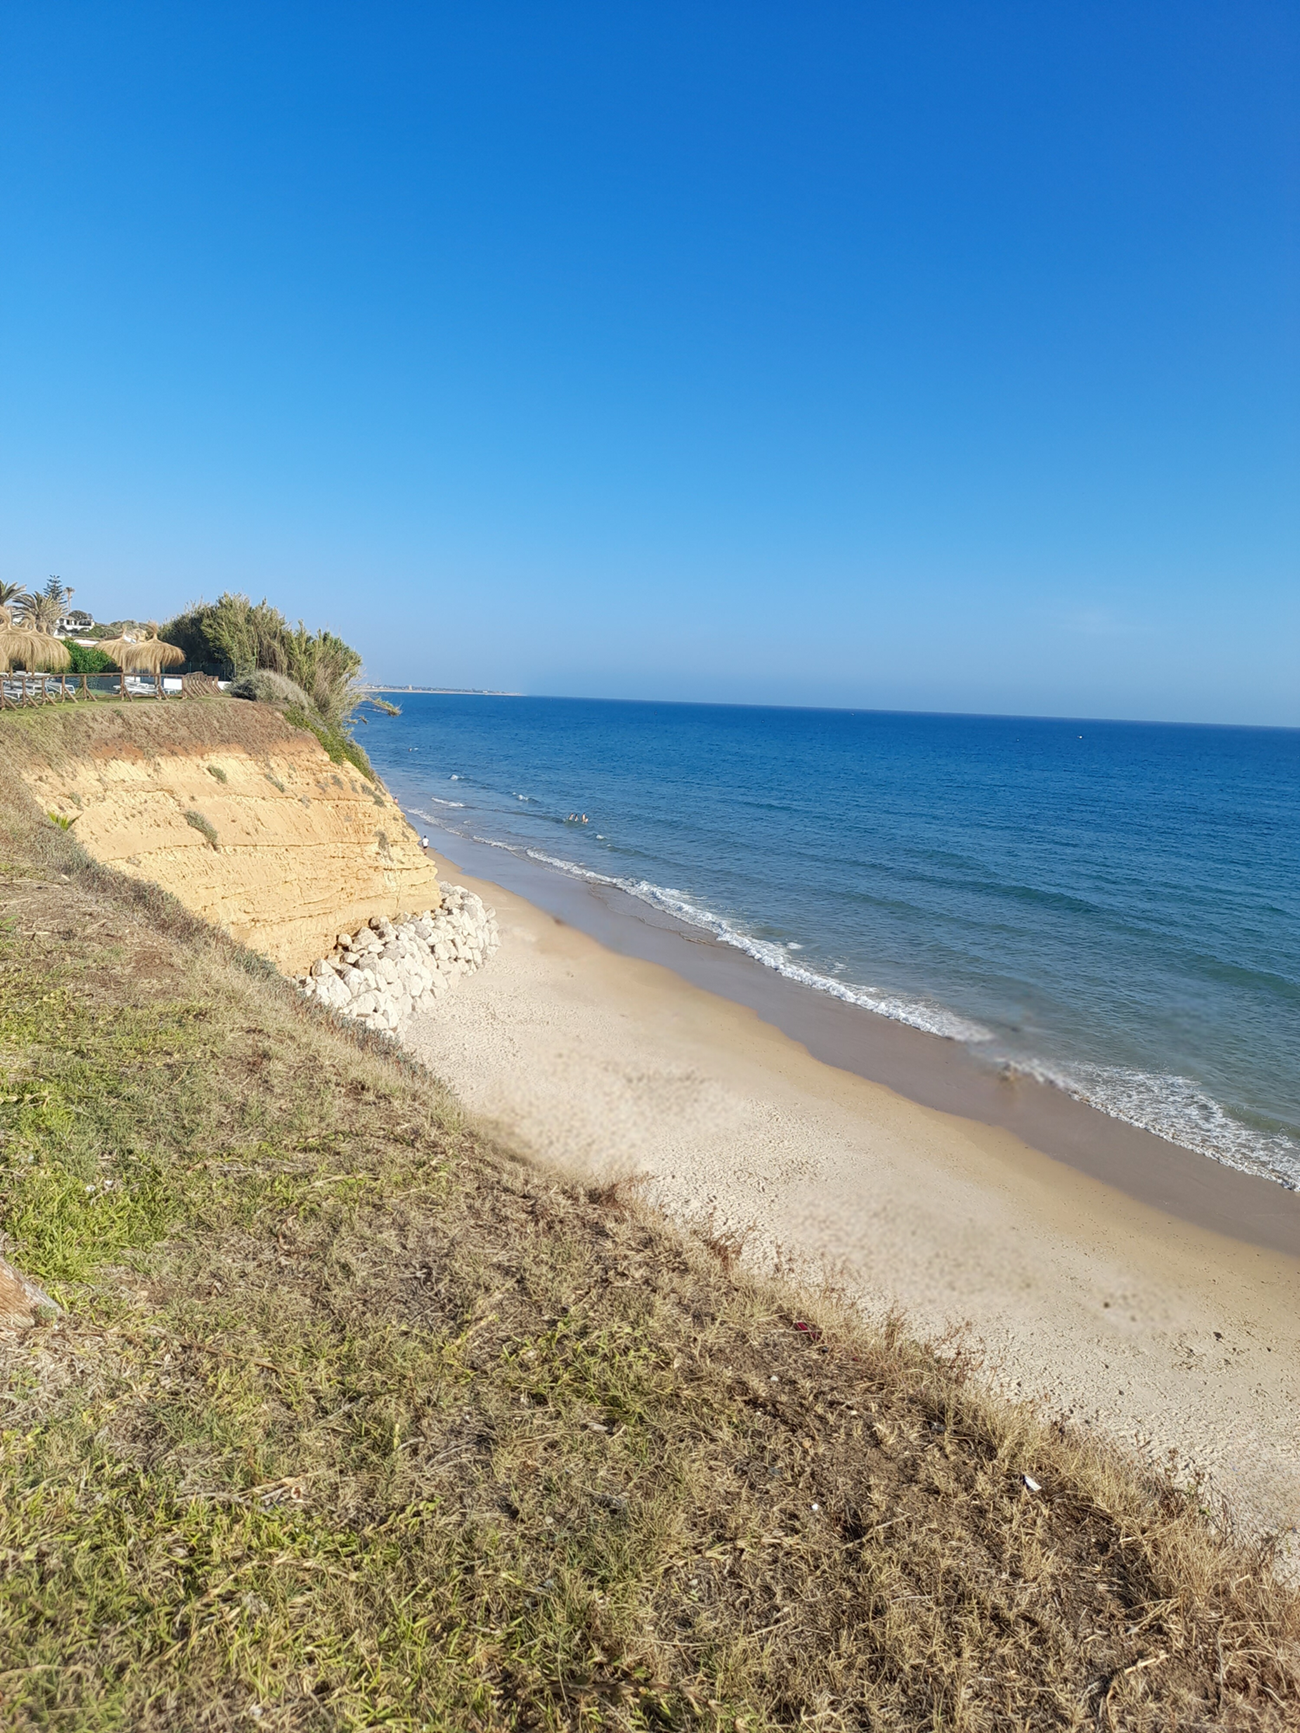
[297,883,499,1033]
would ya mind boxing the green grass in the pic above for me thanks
[0,710,1297,1730]
[0,986,204,1284]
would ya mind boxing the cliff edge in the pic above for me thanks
[2,697,440,971]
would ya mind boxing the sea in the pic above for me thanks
[364,696,1300,1192]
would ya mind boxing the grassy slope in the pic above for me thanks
[0,713,1297,1731]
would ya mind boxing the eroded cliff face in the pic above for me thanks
[9,698,440,972]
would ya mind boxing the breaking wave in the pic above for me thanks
[1003,1058,1300,1189]
[430,827,995,1045]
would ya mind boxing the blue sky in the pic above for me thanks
[2,2,1295,723]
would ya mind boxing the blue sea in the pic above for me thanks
[365,697,1300,1191]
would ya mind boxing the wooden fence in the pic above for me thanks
[0,673,188,710]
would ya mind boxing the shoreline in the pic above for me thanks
[404,844,1300,1543]
[411,824,1300,1258]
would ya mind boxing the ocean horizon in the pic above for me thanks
[364,694,1300,1193]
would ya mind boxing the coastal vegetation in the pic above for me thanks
[64,640,118,674]
[164,593,372,778]
[163,594,363,729]
[4,576,75,634]
[1,588,366,788]
[0,710,1297,1729]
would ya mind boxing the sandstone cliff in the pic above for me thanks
[6,698,440,972]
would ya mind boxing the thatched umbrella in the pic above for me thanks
[0,606,22,676]
[0,610,70,703]
[0,626,41,674]
[102,626,185,698]
[0,619,70,672]
[23,633,70,672]
[97,631,143,698]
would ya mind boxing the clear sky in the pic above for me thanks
[2,3,1296,724]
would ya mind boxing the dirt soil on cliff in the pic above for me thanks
[0,719,1298,1731]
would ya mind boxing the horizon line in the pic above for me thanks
[362,687,1299,734]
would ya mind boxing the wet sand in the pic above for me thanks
[404,846,1300,1544]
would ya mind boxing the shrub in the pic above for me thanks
[283,704,375,782]
[163,595,372,794]
[64,642,117,675]
[229,669,314,711]
[184,810,219,849]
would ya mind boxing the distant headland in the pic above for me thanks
[359,683,521,696]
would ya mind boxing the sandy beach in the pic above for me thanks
[405,850,1300,1546]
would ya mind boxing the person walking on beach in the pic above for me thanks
[421,834,429,849]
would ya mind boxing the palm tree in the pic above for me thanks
[0,581,29,609]
[16,590,64,633]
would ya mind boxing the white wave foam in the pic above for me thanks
[1005,1058,1300,1189]
[515,848,995,1044]
[413,798,465,811]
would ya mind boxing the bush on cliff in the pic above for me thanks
[167,595,374,777]
[282,702,376,781]
[229,668,314,710]
[163,593,363,730]
[228,668,376,782]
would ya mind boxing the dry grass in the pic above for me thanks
[0,686,377,788]
[0,688,309,766]
[1,711,1298,1730]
